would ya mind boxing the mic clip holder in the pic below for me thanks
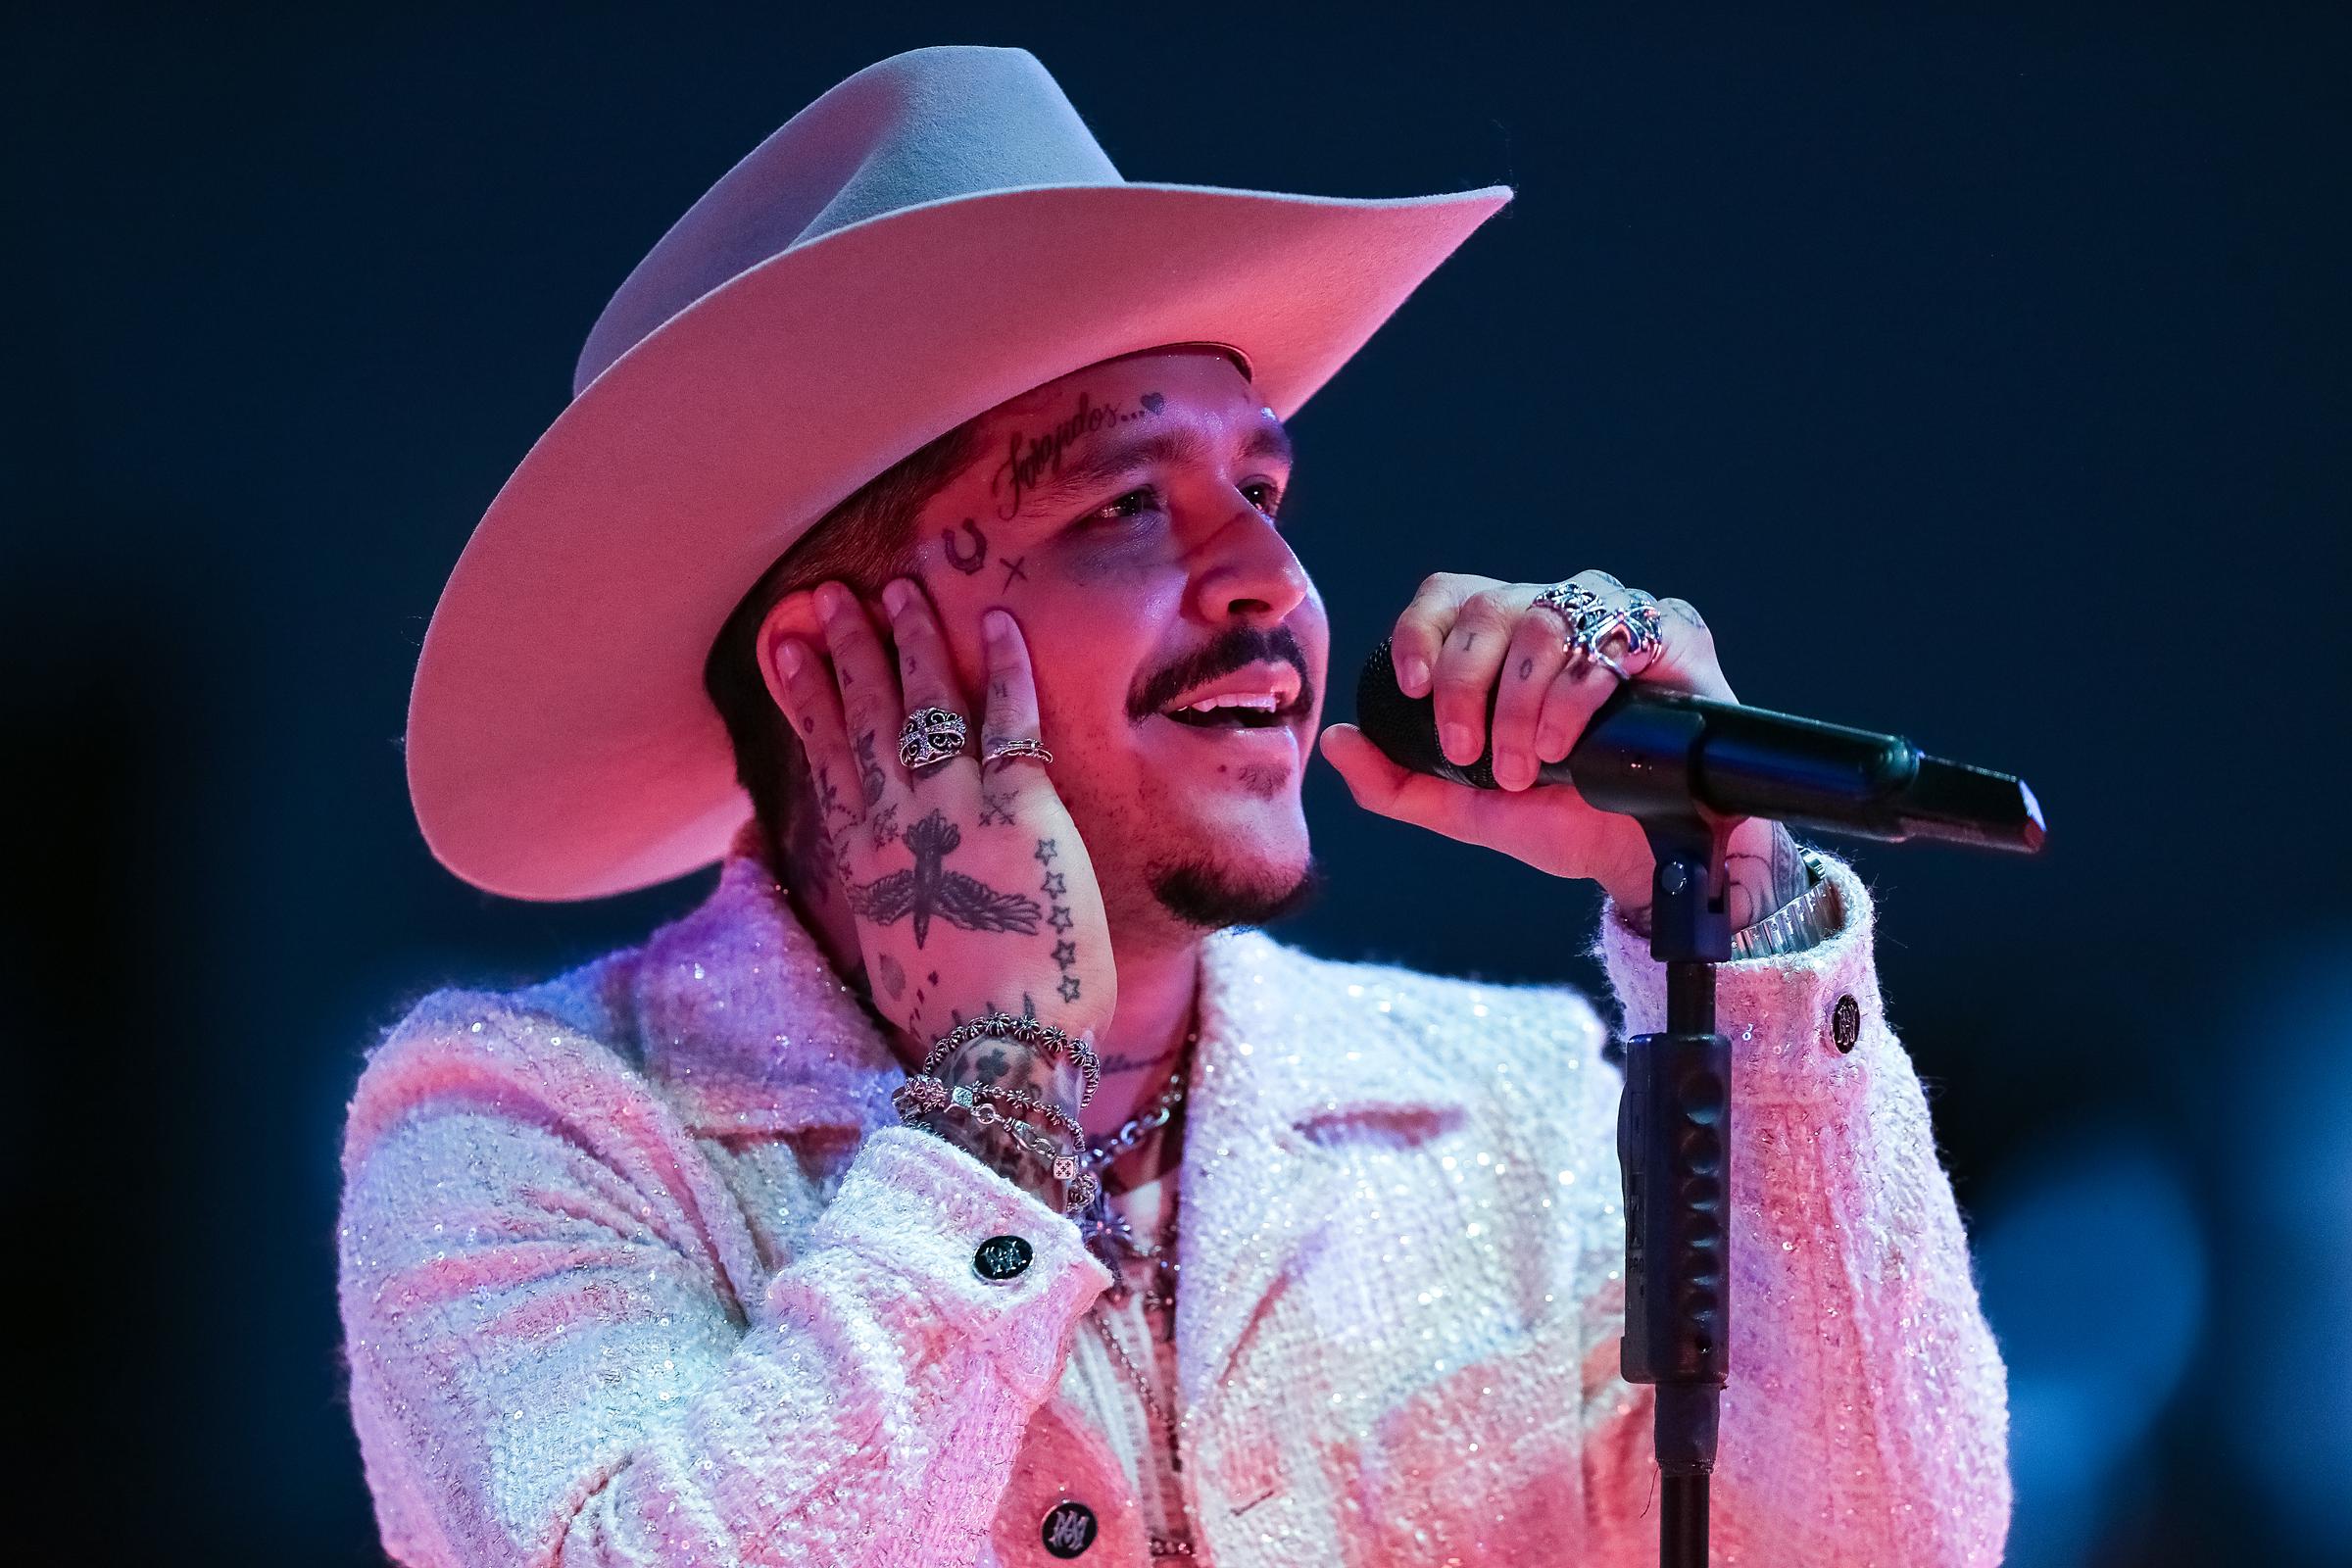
[1615,809,1737,1568]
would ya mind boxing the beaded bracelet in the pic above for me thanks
[898,1088,1101,1212]
[918,1011,1101,1106]
[891,1073,1084,1143]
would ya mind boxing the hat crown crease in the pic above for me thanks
[577,46,1122,394]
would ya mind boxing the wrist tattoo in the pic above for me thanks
[1725,826,1809,930]
[1618,826,1810,938]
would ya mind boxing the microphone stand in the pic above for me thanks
[1348,638,2045,1568]
[1614,810,1734,1568]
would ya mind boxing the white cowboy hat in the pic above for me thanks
[406,43,1511,901]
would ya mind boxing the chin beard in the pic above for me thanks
[1149,854,1323,931]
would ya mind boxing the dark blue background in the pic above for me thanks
[9,6,2347,1564]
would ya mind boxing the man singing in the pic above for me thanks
[340,45,2009,1567]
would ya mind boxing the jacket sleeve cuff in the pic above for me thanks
[794,1124,1111,1400]
[1592,852,1886,1106]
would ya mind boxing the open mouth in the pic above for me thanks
[1159,695,1296,730]
[1152,661,1307,732]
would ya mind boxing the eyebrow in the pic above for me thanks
[1017,420,1296,515]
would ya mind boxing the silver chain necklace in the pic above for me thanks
[1080,1049,1197,1560]
[1075,1043,1191,1284]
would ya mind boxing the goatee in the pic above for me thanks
[1150,855,1323,930]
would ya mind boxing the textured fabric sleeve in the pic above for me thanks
[1574,854,2012,1567]
[337,1003,1110,1568]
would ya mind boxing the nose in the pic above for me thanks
[1188,506,1310,627]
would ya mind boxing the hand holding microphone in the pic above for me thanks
[1317,569,1806,928]
[1318,570,2042,922]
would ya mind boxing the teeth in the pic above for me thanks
[1183,693,1280,713]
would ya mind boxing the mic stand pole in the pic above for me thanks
[1615,811,1735,1568]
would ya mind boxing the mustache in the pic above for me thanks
[1129,624,1317,720]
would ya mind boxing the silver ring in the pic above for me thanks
[898,706,969,770]
[1531,579,1601,624]
[982,737,1054,770]
[1561,585,1666,680]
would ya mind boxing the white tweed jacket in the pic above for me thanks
[337,840,2010,1567]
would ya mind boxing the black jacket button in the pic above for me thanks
[974,1234,1033,1282]
[1041,1499,1099,1557]
[1832,994,1861,1054]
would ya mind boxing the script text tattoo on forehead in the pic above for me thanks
[990,389,1166,519]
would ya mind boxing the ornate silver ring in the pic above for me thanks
[898,706,969,771]
[1567,588,1667,681]
[1531,579,1601,624]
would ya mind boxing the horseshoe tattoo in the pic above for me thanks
[942,518,988,575]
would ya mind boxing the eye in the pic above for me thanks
[1243,479,1285,517]
[1081,485,1163,526]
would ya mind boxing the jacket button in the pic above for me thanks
[974,1234,1034,1282]
[1831,994,1861,1054]
[1041,1499,1099,1557]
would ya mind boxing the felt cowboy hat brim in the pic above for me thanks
[406,48,1511,901]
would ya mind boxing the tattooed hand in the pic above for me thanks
[1317,569,1812,935]
[771,576,1116,1187]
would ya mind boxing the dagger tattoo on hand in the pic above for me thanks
[849,809,1043,947]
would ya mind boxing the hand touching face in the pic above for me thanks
[760,575,1117,1046]
[884,348,1328,945]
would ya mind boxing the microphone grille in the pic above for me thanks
[1354,640,1498,789]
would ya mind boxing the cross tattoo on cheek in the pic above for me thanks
[1000,556,1028,589]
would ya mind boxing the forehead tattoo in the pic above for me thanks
[992,412,1297,526]
[990,389,1164,520]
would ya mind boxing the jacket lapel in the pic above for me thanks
[629,843,901,1142]
[1176,928,1476,1429]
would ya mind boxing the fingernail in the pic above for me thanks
[983,608,1012,643]
[776,639,807,678]
[816,582,848,621]
[1496,752,1529,790]
[1442,721,1476,762]
[881,579,911,615]
[1397,655,1430,694]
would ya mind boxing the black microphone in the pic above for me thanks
[1352,640,2045,853]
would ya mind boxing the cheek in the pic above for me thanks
[1031,608,1179,734]
[1057,530,1178,592]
